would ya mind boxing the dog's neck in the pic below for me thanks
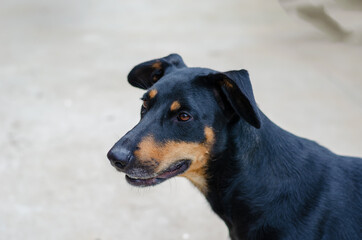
[205,113,330,238]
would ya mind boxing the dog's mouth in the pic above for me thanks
[125,160,191,187]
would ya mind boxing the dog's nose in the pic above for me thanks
[107,147,133,171]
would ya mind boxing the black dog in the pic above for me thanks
[107,54,362,240]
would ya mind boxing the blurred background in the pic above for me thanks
[0,0,361,239]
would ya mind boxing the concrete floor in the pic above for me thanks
[0,0,361,239]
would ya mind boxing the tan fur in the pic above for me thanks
[170,101,181,111]
[223,79,233,89]
[149,89,158,99]
[134,127,215,194]
[151,61,162,70]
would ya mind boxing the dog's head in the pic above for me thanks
[107,54,261,194]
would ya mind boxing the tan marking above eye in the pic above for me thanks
[151,61,162,70]
[134,126,215,194]
[223,79,233,89]
[170,101,181,111]
[149,89,158,99]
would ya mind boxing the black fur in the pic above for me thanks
[108,54,362,240]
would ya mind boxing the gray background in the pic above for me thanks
[1,0,361,239]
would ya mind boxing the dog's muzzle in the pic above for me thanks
[107,147,133,171]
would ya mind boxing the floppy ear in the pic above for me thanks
[208,70,261,129]
[127,53,187,89]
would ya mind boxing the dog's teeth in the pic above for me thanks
[127,175,153,180]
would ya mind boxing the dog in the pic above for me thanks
[107,54,362,240]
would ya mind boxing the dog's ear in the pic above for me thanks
[207,70,261,129]
[127,53,187,89]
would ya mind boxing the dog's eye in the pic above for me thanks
[142,100,148,109]
[177,112,191,122]
[140,99,149,118]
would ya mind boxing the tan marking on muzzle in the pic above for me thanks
[134,127,215,194]
[170,101,181,111]
[149,89,158,99]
